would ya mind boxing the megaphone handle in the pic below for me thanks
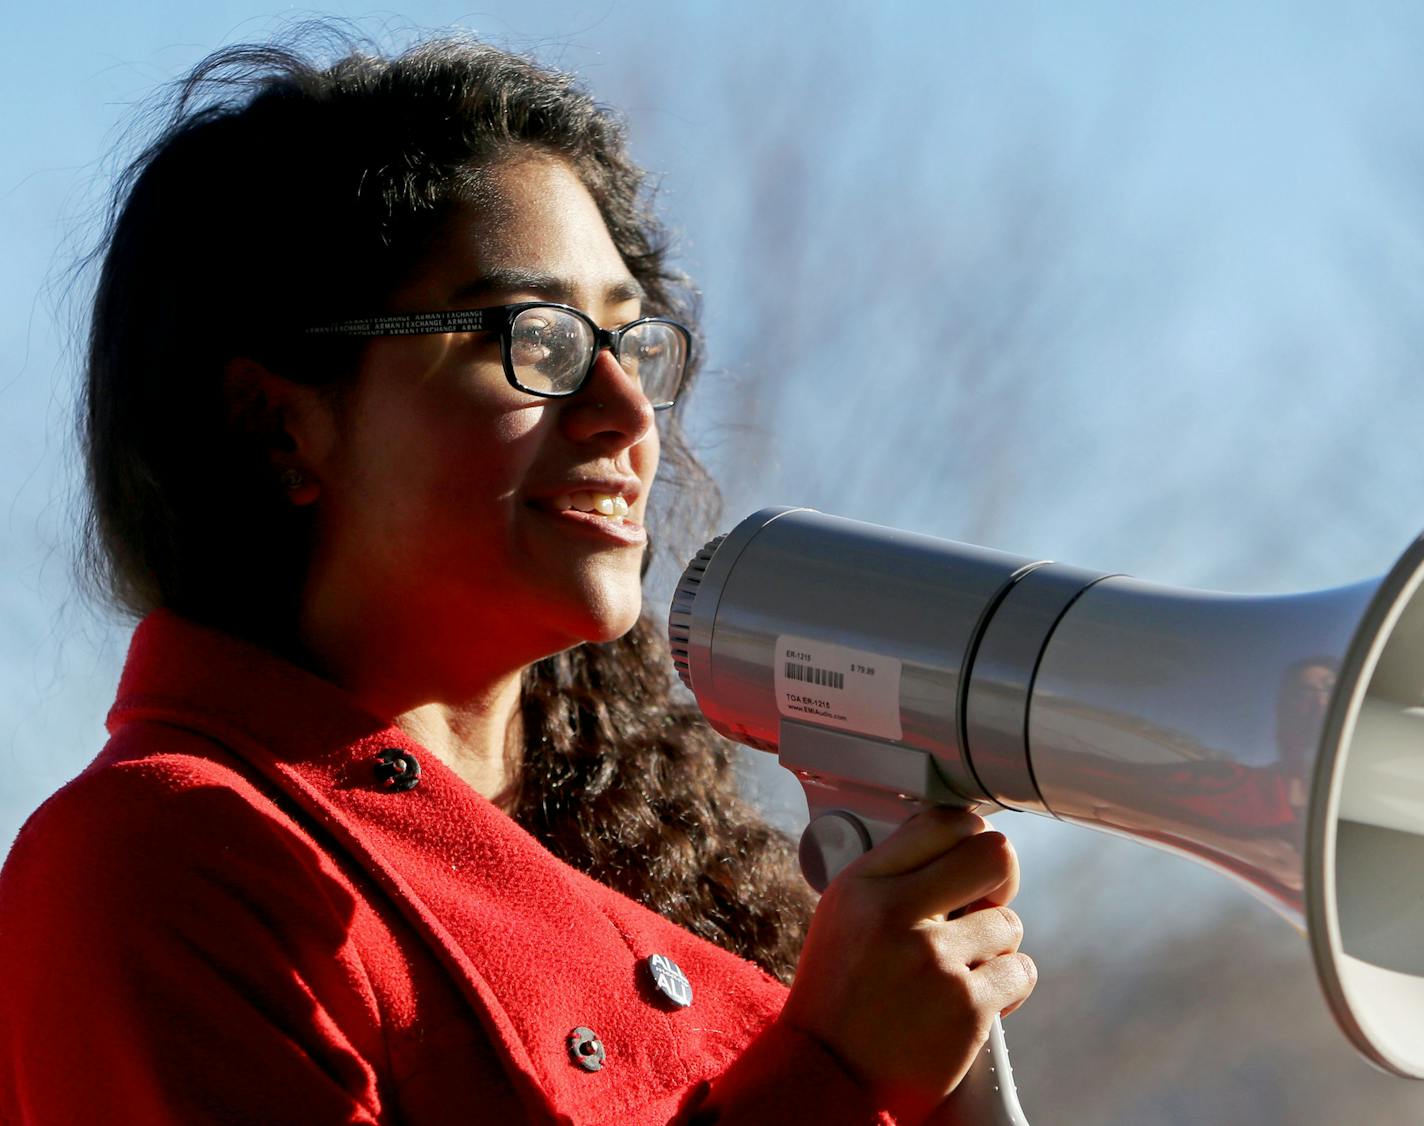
[935,1015,1029,1125]
[798,808,1029,1123]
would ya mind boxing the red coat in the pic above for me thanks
[0,612,890,1125]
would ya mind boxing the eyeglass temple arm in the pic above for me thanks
[304,309,497,337]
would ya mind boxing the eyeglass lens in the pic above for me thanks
[508,306,685,406]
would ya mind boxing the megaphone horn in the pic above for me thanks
[668,507,1424,1085]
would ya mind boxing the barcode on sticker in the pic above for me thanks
[784,661,844,690]
[775,634,903,740]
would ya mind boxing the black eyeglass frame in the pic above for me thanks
[304,301,692,410]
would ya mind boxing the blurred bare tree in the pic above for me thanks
[618,31,1424,1126]
[691,59,1091,549]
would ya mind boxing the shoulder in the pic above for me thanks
[1,719,354,941]
[0,726,393,1123]
[10,717,275,843]
[0,718,385,1036]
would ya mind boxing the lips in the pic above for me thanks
[554,491,632,521]
[527,478,647,544]
[530,477,643,522]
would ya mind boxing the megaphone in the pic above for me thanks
[668,507,1424,1122]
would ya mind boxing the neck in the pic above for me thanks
[296,594,538,806]
[394,684,525,806]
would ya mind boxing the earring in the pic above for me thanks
[279,468,319,506]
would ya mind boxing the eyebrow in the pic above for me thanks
[448,267,646,307]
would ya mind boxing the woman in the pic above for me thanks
[0,33,1035,1125]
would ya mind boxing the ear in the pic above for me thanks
[223,357,340,506]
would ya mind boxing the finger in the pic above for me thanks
[885,830,1018,922]
[960,839,1021,909]
[971,950,1038,1016]
[849,807,989,881]
[936,905,1024,969]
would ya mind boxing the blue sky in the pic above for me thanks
[6,3,1424,1117]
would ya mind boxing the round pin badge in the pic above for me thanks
[646,954,693,1008]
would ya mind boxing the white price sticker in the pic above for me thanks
[773,634,903,741]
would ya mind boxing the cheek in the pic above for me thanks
[335,379,547,536]
[416,404,543,494]
[635,425,662,491]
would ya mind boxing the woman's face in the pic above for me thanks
[301,153,661,674]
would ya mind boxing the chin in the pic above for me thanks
[577,607,643,646]
[567,583,645,646]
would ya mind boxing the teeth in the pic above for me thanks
[563,491,630,520]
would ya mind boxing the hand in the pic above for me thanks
[780,808,1036,1125]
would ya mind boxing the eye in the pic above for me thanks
[619,322,684,374]
[509,314,563,364]
[631,333,666,362]
[508,307,595,393]
[510,335,551,366]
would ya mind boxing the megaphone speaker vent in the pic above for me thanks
[669,534,726,692]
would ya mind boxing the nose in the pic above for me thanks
[558,347,656,448]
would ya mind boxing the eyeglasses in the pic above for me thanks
[305,301,691,410]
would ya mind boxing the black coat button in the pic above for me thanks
[567,1026,605,1072]
[646,954,693,1008]
[374,748,421,791]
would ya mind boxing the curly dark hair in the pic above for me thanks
[78,30,813,983]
